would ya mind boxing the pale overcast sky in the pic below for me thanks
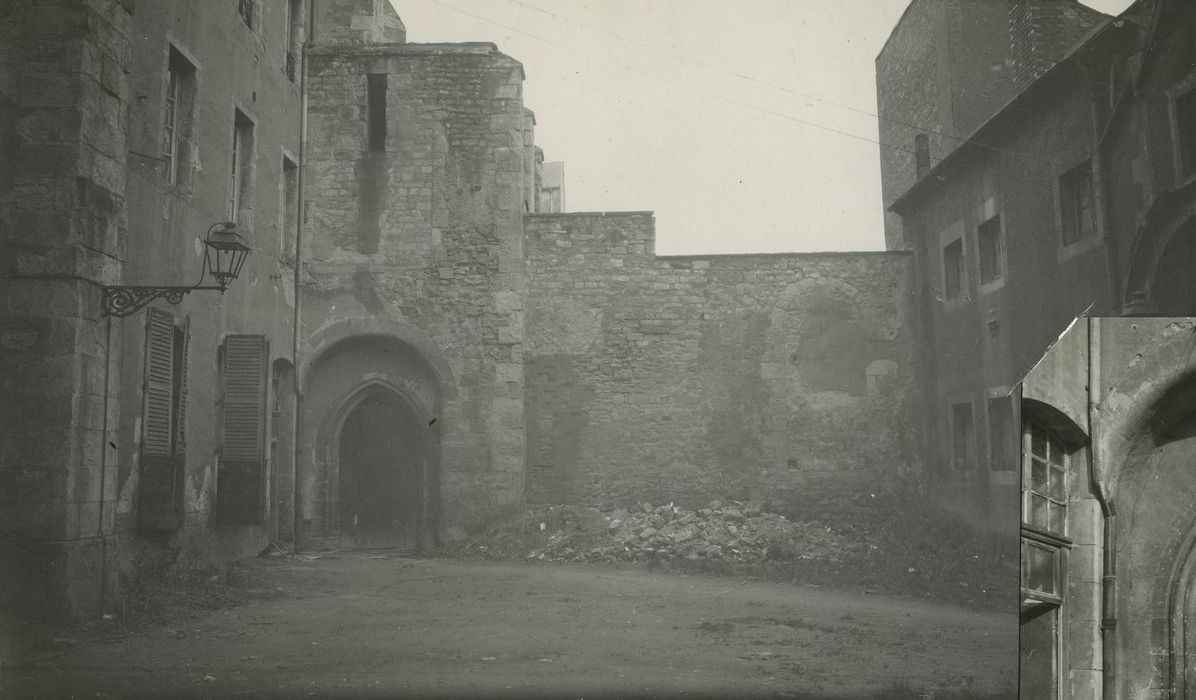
[393,0,1135,254]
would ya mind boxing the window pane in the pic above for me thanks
[1032,429,1047,458]
[1031,459,1048,492]
[1024,543,1057,595]
[1032,494,1050,530]
[1049,466,1065,500]
[1050,503,1067,534]
[1020,605,1058,699]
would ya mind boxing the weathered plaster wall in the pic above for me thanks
[110,0,303,581]
[302,42,530,536]
[0,0,131,633]
[524,213,915,519]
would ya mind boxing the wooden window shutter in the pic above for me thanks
[143,308,175,458]
[217,335,268,524]
[175,317,191,454]
[139,309,186,532]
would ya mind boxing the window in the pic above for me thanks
[987,396,1015,471]
[951,401,975,471]
[1178,89,1196,178]
[285,0,302,81]
[367,73,387,152]
[1059,162,1095,246]
[162,47,196,187]
[281,156,298,262]
[138,308,190,532]
[1020,419,1069,700]
[229,110,255,224]
[216,335,269,525]
[977,214,1003,285]
[1023,421,1067,536]
[943,238,964,301]
[237,0,255,29]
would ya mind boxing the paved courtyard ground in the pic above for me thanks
[3,551,1016,699]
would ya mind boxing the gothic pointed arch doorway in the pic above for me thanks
[332,384,425,548]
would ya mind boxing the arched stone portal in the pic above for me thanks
[299,328,449,550]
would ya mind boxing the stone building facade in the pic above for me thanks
[878,0,1196,539]
[1019,317,1196,699]
[0,0,919,645]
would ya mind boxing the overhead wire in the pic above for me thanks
[415,0,1103,180]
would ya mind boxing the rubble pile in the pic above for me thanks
[457,501,867,565]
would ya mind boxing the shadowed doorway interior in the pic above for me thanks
[337,390,422,548]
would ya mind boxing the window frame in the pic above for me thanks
[229,108,256,226]
[1058,161,1097,250]
[162,46,198,191]
[942,237,965,303]
[977,213,1005,290]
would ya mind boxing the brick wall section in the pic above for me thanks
[302,43,529,535]
[0,0,131,630]
[524,213,915,520]
[1008,0,1106,90]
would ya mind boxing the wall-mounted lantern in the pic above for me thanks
[101,222,252,317]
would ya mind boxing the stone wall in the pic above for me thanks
[524,213,915,520]
[301,43,530,537]
[0,0,131,634]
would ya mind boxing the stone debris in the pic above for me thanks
[458,500,865,565]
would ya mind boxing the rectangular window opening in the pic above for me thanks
[367,73,388,152]
[943,238,964,301]
[1059,162,1096,246]
[229,110,256,224]
[163,47,196,187]
[285,0,302,81]
[978,214,1003,285]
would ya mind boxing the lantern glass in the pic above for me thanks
[205,224,251,290]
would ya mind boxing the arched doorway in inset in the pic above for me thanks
[334,384,425,548]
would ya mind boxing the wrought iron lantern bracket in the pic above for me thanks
[101,222,251,318]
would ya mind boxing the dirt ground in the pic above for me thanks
[3,552,1016,700]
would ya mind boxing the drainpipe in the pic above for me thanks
[290,0,316,553]
[1088,316,1117,698]
[98,315,113,615]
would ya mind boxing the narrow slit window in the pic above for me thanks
[367,73,387,152]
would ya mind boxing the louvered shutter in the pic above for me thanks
[142,308,175,458]
[217,335,268,524]
[139,309,185,532]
